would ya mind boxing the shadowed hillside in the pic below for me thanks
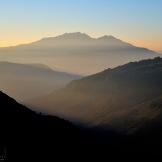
[0,91,125,161]
[29,57,162,134]
[1,91,162,160]
[0,91,81,161]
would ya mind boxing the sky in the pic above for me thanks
[0,0,162,51]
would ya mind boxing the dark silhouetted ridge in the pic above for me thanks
[0,91,81,161]
[0,91,126,160]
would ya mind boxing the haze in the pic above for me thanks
[0,33,160,75]
[1,0,162,156]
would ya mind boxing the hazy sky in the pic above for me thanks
[0,0,162,51]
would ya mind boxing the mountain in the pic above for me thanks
[0,32,160,75]
[0,91,80,161]
[0,91,134,160]
[0,62,80,101]
[1,90,162,158]
[29,57,162,134]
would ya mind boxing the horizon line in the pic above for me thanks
[0,32,160,52]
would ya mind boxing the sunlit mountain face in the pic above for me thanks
[0,33,160,75]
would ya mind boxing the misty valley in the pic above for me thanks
[0,33,162,160]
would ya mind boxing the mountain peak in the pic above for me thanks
[98,35,117,40]
[97,35,125,42]
[40,32,92,42]
[55,32,92,40]
[96,35,133,47]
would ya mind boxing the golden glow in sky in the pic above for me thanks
[0,33,161,52]
[0,0,161,51]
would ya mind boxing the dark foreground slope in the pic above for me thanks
[0,91,80,161]
[0,91,122,161]
[1,91,162,161]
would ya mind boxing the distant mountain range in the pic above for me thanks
[29,57,162,134]
[0,62,80,101]
[0,32,160,74]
